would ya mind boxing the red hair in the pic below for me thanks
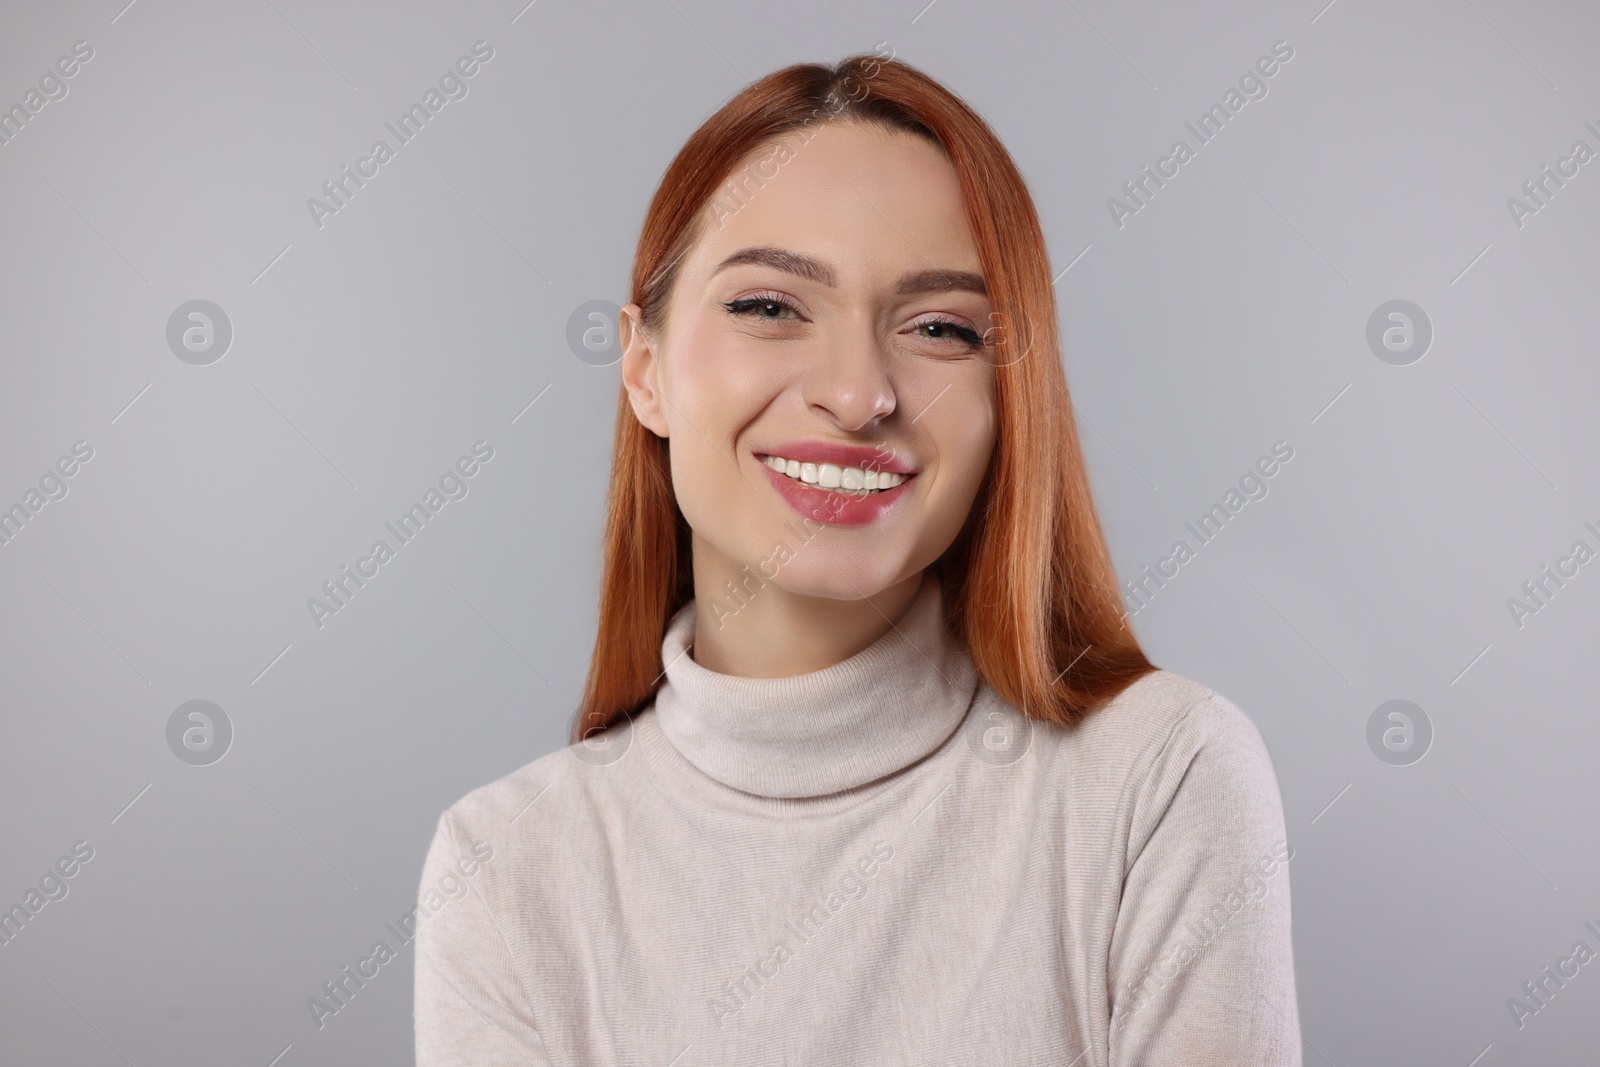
[569,52,1155,745]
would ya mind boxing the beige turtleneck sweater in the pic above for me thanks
[413,571,1301,1065]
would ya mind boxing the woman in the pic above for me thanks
[415,51,1299,1066]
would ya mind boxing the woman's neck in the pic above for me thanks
[688,537,926,680]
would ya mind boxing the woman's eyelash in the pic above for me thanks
[912,317,985,347]
[722,293,800,318]
[722,295,985,347]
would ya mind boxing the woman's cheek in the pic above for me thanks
[672,326,762,415]
[931,370,995,459]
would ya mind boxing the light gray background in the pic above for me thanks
[2,0,1596,1063]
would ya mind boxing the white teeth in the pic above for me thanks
[762,455,907,492]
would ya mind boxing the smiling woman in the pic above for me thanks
[415,52,1300,1066]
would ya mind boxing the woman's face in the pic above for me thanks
[621,120,998,604]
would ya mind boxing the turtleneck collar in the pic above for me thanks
[649,570,979,800]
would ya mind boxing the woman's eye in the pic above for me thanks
[724,295,801,320]
[723,299,983,348]
[911,318,984,347]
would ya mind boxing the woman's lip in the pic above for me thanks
[757,460,915,527]
[754,442,919,475]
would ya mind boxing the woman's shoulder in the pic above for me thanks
[429,719,644,844]
[1025,668,1286,849]
[1034,667,1270,762]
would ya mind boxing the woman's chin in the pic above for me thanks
[748,564,915,605]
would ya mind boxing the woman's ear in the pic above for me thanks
[619,303,670,439]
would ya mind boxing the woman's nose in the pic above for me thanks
[804,321,896,431]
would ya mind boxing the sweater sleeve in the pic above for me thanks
[414,808,551,1067]
[1104,693,1302,1066]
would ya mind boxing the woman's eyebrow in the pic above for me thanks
[896,268,987,298]
[713,246,834,285]
[711,246,987,297]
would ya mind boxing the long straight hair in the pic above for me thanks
[569,52,1155,745]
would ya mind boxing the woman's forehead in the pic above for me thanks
[686,126,981,284]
